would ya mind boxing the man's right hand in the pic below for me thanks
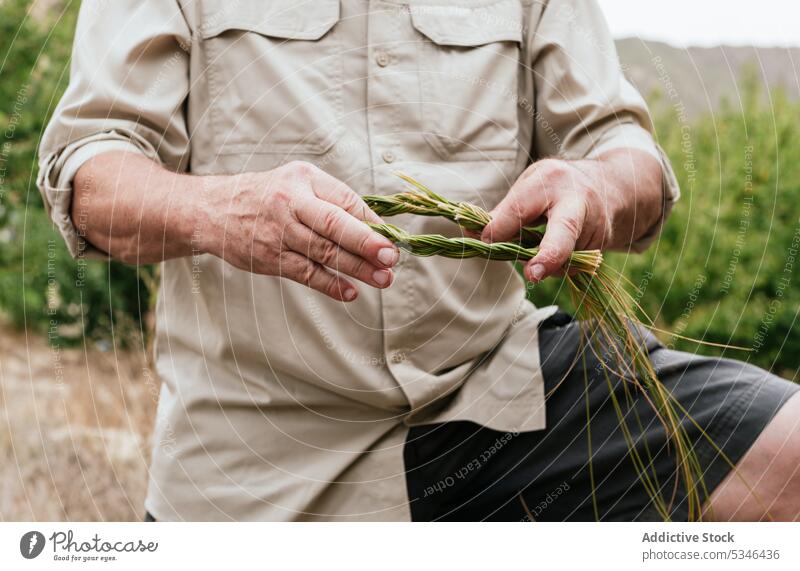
[72,154,398,302]
[197,161,399,302]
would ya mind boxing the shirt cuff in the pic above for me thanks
[584,123,681,253]
[37,131,154,259]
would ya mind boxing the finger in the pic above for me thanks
[309,168,384,224]
[481,176,548,243]
[525,198,586,283]
[285,223,393,288]
[278,250,359,302]
[295,197,399,268]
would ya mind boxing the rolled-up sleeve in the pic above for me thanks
[529,0,680,251]
[37,0,191,258]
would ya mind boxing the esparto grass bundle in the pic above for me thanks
[363,172,741,521]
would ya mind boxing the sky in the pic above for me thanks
[598,0,800,48]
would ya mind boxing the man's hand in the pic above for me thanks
[481,148,664,282]
[198,161,398,302]
[73,154,398,302]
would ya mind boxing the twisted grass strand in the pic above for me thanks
[363,172,544,246]
[368,223,602,272]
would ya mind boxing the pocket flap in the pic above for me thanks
[409,0,523,47]
[199,0,340,40]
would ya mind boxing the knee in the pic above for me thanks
[707,392,800,521]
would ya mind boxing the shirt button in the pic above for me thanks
[375,50,390,67]
[382,150,396,164]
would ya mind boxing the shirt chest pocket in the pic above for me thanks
[410,0,524,161]
[198,0,343,155]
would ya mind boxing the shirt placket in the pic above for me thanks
[367,1,431,411]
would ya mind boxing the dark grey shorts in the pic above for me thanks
[404,311,799,521]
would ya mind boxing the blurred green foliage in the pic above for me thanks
[0,0,798,376]
[0,0,154,348]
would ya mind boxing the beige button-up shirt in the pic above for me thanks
[38,0,679,520]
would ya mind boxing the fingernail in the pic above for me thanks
[373,269,392,286]
[343,288,357,301]
[528,264,546,283]
[377,247,398,266]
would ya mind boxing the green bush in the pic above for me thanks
[0,0,154,347]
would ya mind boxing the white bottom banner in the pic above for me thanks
[1,522,798,570]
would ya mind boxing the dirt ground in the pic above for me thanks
[0,327,158,521]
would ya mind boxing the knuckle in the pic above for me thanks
[299,262,320,286]
[559,215,582,239]
[271,186,293,209]
[319,239,339,266]
[503,197,524,218]
[286,160,314,178]
[537,158,566,180]
[322,208,342,237]
[339,189,360,212]
[582,179,600,198]
[356,230,373,257]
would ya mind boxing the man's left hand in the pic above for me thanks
[481,148,664,282]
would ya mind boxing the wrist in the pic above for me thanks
[595,149,664,248]
[180,173,227,258]
[627,153,665,242]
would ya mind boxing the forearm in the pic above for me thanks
[71,151,202,264]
